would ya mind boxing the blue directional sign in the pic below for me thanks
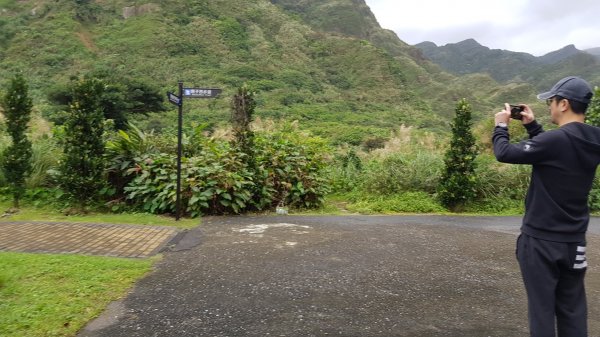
[167,92,181,106]
[183,88,222,98]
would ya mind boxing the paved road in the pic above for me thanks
[79,215,600,337]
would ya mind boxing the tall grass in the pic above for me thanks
[26,136,61,188]
[0,134,7,186]
[328,126,532,214]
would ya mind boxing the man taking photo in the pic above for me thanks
[492,76,596,337]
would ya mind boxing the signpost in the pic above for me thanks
[167,82,221,220]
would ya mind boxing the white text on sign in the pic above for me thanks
[184,89,217,97]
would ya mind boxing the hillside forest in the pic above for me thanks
[1,0,600,216]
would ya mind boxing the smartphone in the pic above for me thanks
[510,105,524,120]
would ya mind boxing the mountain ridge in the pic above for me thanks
[415,39,600,87]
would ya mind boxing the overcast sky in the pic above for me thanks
[364,0,600,56]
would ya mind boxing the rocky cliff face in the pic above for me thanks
[122,4,161,19]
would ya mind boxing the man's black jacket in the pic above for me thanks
[493,121,600,242]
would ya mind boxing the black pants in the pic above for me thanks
[516,233,588,337]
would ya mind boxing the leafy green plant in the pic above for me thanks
[124,146,253,217]
[118,121,331,216]
[105,123,154,200]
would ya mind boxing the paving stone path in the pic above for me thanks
[0,221,181,258]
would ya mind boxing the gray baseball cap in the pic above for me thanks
[537,76,594,104]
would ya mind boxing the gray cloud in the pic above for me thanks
[365,0,600,55]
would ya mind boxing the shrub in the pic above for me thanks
[105,123,153,198]
[253,128,330,209]
[58,77,106,209]
[1,73,33,208]
[124,149,253,216]
[119,123,331,216]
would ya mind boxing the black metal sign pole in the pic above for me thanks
[176,81,183,221]
[167,85,221,221]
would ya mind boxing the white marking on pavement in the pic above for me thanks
[236,223,312,235]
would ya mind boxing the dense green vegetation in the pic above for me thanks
[0,0,597,216]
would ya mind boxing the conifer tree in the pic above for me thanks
[59,77,106,210]
[1,73,33,209]
[438,98,478,210]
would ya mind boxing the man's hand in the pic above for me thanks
[495,103,511,126]
[519,104,535,125]
[496,103,536,126]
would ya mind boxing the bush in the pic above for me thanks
[253,128,330,209]
[1,73,33,208]
[114,123,331,216]
[58,77,106,208]
[124,149,253,216]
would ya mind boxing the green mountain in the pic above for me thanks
[0,0,534,145]
[415,39,538,82]
[415,39,600,90]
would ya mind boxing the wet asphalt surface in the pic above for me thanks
[79,216,600,337]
